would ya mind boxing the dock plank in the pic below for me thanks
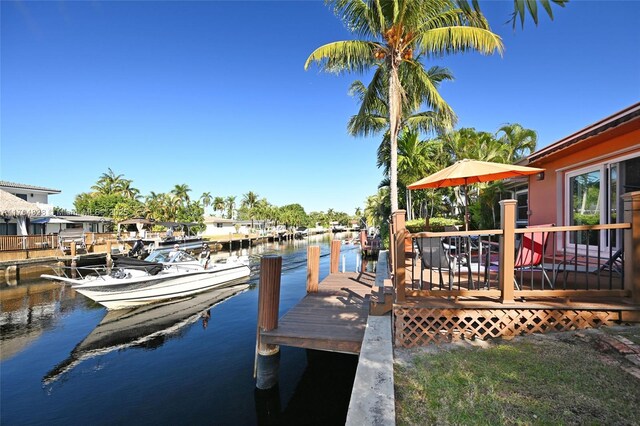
[260,271,376,354]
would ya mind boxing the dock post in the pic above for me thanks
[307,246,320,293]
[330,240,341,274]
[70,241,77,257]
[256,255,282,390]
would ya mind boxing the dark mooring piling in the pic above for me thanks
[255,255,282,390]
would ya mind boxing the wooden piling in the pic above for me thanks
[330,240,341,274]
[306,246,320,293]
[70,241,77,257]
[256,255,282,390]
[500,200,516,303]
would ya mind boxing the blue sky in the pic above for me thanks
[2,1,639,215]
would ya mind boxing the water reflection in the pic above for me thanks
[0,282,81,361]
[43,284,249,386]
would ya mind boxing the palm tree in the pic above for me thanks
[119,179,140,200]
[241,191,259,228]
[92,168,125,195]
[213,196,225,217]
[306,0,503,212]
[225,196,236,220]
[495,123,537,162]
[200,192,213,214]
[171,184,191,206]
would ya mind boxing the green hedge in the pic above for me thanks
[406,217,461,233]
[573,213,600,226]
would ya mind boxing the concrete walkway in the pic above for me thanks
[346,251,395,425]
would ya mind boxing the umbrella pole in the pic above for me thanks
[464,184,470,231]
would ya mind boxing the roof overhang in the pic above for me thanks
[528,102,640,165]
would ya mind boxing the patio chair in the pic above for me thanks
[491,224,554,290]
[555,248,623,282]
[415,237,467,290]
[514,224,554,289]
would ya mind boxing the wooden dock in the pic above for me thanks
[260,271,376,355]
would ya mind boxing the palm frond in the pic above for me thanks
[328,0,383,38]
[304,40,380,74]
[417,26,503,57]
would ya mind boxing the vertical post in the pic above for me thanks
[106,240,113,268]
[306,246,320,293]
[330,240,341,274]
[392,210,407,303]
[500,200,516,303]
[256,255,282,390]
[70,241,77,257]
[622,191,640,305]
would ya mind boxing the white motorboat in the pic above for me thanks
[41,250,251,310]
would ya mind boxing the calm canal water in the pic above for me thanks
[1,235,370,425]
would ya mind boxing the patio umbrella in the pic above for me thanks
[407,159,545,230]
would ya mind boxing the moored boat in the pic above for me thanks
[41,250,251,310]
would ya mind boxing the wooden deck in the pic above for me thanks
[260,271,376,355]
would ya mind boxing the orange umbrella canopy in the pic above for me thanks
[408,159,545,230]
[407,159,545,190]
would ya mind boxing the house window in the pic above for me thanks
[516,190,529,227]
[15,193,27,201]
[216,223,223,228]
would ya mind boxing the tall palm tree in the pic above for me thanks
[92,168,125,195]
[225,196,236,220]
[495,123,537,162]
[242,191,259,228]
[171,184,191,206]
[213,196,225,217]
[119,179,140,200]
[306,0,503,212]
[200,192,213,214]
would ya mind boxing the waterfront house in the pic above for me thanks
[525,102,639,255]
[0,181,59,235]
[203,216,237,236]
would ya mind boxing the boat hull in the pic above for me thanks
[73,265,250,310]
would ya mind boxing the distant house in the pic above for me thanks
[0,181,112,235]
[0,181,59,235]
[203,216,237,236]
[526,102,640,255]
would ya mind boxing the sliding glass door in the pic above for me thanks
[566,163,620,253]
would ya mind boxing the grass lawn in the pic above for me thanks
[395,327,640,425]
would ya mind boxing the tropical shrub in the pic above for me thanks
[406,217,461,233]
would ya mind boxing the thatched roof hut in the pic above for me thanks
[0,189,45,218]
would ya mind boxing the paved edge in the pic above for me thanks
[346,251,396,426]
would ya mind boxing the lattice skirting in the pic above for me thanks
[394,307,623,347]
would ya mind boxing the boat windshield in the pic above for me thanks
[146,250,197,263]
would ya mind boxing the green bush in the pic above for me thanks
[573,213,600,226]
[406,217,461,233]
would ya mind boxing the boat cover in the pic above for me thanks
[112,255,164,276]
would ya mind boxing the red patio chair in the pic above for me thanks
[491,224,554,290]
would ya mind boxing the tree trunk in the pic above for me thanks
[388,61,402,213]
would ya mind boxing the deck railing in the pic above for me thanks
[390,192,640,304]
